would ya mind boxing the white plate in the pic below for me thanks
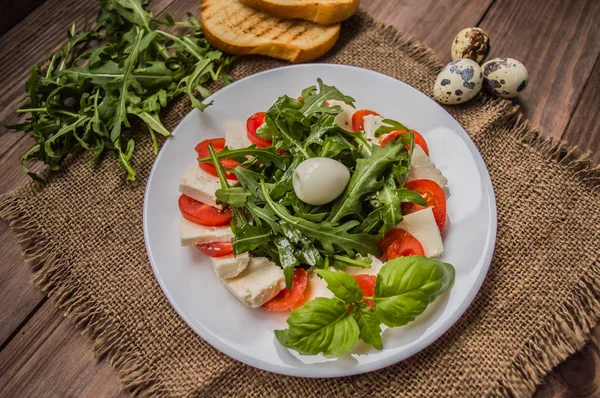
[144,64,496,377]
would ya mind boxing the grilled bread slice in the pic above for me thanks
[201,0,340,63]
[239,0,360,25]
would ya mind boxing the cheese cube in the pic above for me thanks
[180,217,234,247]
[221,257,285,308]
[226,120,252,149]
[179,166,223,209]
[210,252,250,279]
[407,145,448,188]
[396,207,444,258]
[329,100,356,131]
[362,115,385,146]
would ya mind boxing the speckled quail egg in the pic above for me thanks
[293,157,350,205]
[433,59,483,104]
[482,58,528,98]
[451,27,491,64]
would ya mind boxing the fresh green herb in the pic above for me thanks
[9,0,234,181]
[276,257,455,355]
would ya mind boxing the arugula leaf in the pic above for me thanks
[299,79,355,118]
[328,140,410,223]
[315,269,363,303]
[274,236,299,289]
[374,118,410,137]
[352,304,383,350]
[197,146,286,169]
[374,256,455,327]
[232,223,271,255]
[215,187,250,208]
[275,298,359,356]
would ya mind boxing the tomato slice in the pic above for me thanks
[246,112,272,148]
[178,194,232,227]
[401,179,446,232]
[195,138,240,180]
[262,268,308,311]
[351,109,381,132]
[352,274,376,309]
[196,241,234,257]
[385,229,425,260]
[380,129,429,155]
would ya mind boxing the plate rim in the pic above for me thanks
[143,63,497,378]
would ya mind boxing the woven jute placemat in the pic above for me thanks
[2,11,600,397]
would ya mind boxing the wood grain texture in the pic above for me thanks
[479,0,600,140]
[0,0,46,36]
[362,0,493,61]
[562,56,600,166]
[0,0,599,397]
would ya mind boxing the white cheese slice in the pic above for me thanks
[362,115,385,146]
[179,166,223,209]
[210,252,250,279]
[407,145,448,188]
[345,254,385,276]
[180,217,234,247]
[226,120,252,149]
[221,257,285,308]
[328,100,356,131]
[396,207,444,258]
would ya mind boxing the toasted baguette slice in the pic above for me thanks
[201,0,340,63]
[239,0,359,25]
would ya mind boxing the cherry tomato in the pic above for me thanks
[246,112,272,148]
[262,269,308,311]
[178,194,232,226]
[196,241,234,257]
[380,129,429,155]
[195,138,240,180]
[385,229,425,260]
[401,179,446,232]
[351,109,381,132]
[352,274,377,309]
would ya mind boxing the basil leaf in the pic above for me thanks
[352,304,383,350]
[275,298,359,356]
[374,256,455,327]
[315,269,363,303]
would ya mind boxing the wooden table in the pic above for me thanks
[0,0,599,396]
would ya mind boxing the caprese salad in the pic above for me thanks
[178,79,455,355]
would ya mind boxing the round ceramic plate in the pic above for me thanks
[144,64,496,377]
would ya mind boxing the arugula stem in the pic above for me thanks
[332,255,372,268]
[207,144,229,190]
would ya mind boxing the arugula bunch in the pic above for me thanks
[9,0,234,181]
[276,256,455,355]
[203,79,428,289]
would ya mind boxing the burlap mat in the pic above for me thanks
[2,11,600,397]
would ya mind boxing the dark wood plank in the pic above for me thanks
[0,0,46,36]
[479,0,600,139]
[362,0,494,61]
[562,56,600,166]
[0,300,126,398]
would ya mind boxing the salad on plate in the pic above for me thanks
[177,79,455,356]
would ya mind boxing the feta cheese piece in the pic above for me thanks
[226,120,252,149]
[221,257,285,308]
[396,207,444,258]
[362,115,385,145]
[180,217,234,247]
[329,100,356,131]
[345,254,385,276]
[210,252,250,279]
[179,166,223,209]
[407,145,448,188]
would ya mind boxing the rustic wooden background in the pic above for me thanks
[0,0,599,396]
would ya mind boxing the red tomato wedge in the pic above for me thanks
[262,268,308,311]
[178,194,232,227]
[380,129,429,155]
[352,274,377,309]
[196,241,234,257]
[385,229,425,260]
[195,138,240,180]
[401,179,446,232]
[351,109,381,132]
[246,112,272,148]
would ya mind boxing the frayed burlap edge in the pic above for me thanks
[1,11,600,398]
